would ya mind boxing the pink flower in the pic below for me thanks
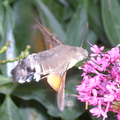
[76,44,120,120]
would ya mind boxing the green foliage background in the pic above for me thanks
[0,0,119,120]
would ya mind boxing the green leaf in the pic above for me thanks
[13,0,35,53]
[12,81,60,117]
[88,1,111,46]
[0,95,21,120]
[0,75,12,86]
[0,5,16,77]
[58,0,70,6]
[66,3,88,46]
[101,0,120,46]
[0,83,18,95]
[41,0,65,23]
[0,0,5,39]
[83,28,98,51]
[41,0,73,24]
[34,0,67,44]
[19,100,49,120]
[68,0,80,8]
[63,6,74,22]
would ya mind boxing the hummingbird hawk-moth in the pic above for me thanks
[11,18,88,111]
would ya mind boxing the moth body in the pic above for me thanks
[11,44,88,83]
[11,18,88,111]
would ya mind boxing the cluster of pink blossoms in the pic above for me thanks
[76,44,120,120]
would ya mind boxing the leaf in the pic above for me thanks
[88,1,111,46]
[19,100,49,120]
[63,6,74,22]
[0,95,21,120]
[12,81,60,117]
[0,4,16,77]
[83,28,98,51]
[0,0,5,38]
[41,0,73,24]
[13,0,35,53]
[0,83,19,95]
[66,3,88,46]
[58,0,70,6]
[0,75,12,86]
[34,0,67,44]
[101,0,120,46]
[67,0,80,8]
[41,0,65,23]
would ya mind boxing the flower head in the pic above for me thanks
[76,44,120,120]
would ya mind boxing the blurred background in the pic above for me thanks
[0,0,119,120]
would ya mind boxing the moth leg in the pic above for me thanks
[25,74,34,82]
[18,73,35,83]
[18,78,26,84]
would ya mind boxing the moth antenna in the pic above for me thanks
[81,22,89,47]
[40,75,48,80]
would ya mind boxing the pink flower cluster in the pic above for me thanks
[76,44,120,120]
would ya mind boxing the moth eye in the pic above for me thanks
[25,74,34,82]
[27,67,31,72]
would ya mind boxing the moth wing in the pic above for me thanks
[34,18,64,49]
[57,72,66,111]
[47,73,62,92]
[47,72,66,111]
